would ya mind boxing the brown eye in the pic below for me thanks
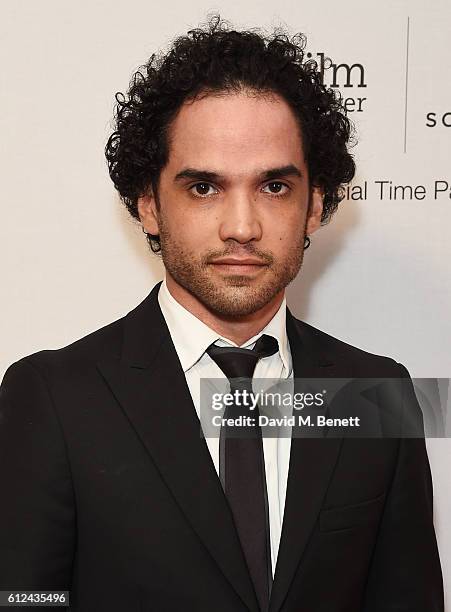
[262,182,289,196]
[190,183,216,197]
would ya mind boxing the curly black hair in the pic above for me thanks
[105,14,356,253]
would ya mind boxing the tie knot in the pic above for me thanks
[206,334,279,382]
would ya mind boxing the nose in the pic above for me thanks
[218,191,263,244]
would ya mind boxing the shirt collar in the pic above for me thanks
[157,276,290,373]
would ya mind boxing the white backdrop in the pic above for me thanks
[1,0,450,605]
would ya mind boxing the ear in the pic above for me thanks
[137,190,160,236]
[305,186,323,235]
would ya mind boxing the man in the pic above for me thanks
[0,15,444,612]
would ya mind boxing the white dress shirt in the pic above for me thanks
[158,277,293,576]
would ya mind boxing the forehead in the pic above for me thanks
[166,91,305,175]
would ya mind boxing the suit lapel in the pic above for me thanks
[269,310,344,612]
[97,282,259,612]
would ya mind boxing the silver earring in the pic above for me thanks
[304,236,311,250]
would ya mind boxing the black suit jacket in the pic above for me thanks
[0,282,444,611]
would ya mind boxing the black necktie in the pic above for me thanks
[206,334,279,612]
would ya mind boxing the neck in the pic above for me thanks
[165,275,284,346]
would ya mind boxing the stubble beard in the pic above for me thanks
[158,216,306,317]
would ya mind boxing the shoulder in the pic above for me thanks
[3,281,166,379]
[2,283,164,385]
[289,315,407,378]
[3,314,126,386]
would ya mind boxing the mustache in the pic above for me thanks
[202,245,274,265]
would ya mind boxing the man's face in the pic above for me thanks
[138,90,323,317]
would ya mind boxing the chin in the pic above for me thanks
[200,284,281,317]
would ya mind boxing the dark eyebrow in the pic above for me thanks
[173,164,302,183]
[174,168,223,182]
[260,165,302,181]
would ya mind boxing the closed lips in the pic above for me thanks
[210,258,267,265]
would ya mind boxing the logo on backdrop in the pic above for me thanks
[306,51,368,114]
[426,111,451,129]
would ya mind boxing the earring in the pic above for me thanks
[142,226,149,236]
[304,236,311,250]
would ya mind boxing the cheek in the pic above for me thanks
[163,208,218,250]
[263,206,305,242]
[178,206,220,234]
